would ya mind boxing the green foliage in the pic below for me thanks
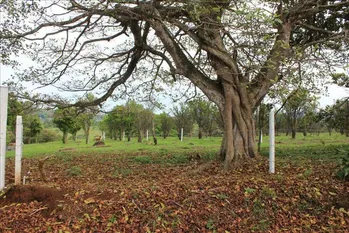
[24,115,43,143]
[206,218,216,231]
[332,73,349,88]
[132,155,153,164]
[53,107,81,143]
[172,103,194,139]
[158,112,174,139]
[38,129,61,143]
[244,187,256,195]
[188,98,219,138]
[318,99,349,137]
[336,149,349,181]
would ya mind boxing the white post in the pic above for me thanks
[180,128,183,142]
[0,86,9,190]
[269,108,275,174]
[261,132,263,143]
[146,130,149,141]
[123,131,125,141]
[101,131,106,141]
[15,116,23,185]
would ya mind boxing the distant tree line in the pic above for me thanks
[6,92,349,146]
[99,98,223,143]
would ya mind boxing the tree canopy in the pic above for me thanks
[1,0,348,167]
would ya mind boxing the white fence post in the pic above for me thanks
[0,86,9,190]
[180,128,183,142]
[269,108,275,174]
[146,130,149,141]
[15,116,23,185]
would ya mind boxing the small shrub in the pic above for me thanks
[67,166,82,176]
[167,154,189,164]
[133,156,152,164]
[303,168,313,178]
[336,149,349,181]
[244,187,256,195]
[39,129,61,143]
[206,219,216,231]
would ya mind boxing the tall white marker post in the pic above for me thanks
[0,86,9,190]
[15,116,23,185]
[269,108,275,174]
[180,128,183,142]
[146,130,149,141]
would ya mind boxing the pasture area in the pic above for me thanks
[1,133,349,232]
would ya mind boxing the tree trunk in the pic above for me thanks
[137,130,142,143]
[218,84,257,168]
[291,117,297,139]
[152,120,157,145]
[63,131,68,144]
[85,127,90,144]
[303,128,307,137]
[198,128,203,139]
[72,132,77,141]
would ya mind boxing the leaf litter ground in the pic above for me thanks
[1,153,348,232]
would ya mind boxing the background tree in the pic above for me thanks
[53,107,80,144]
[24,115,43,144]
[188,98,217,139]
[78,93,99,144]
[2,0,348,167]
[158,112,174,139]
[298,104,318,136]
[172,103,194,140]
[331,99,349,137]
[283,89,318,139]
[256,103,272,152]
[127,101,145,143]
[102,105,132,141]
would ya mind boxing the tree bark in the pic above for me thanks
[218,83,257,168]
[63,131,68,144]
[198,128,203,139]
[85,127,90,144]
[137,130,142,143]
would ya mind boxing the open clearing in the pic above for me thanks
[1,135,349,232]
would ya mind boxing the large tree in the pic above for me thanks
[1,0,348,167]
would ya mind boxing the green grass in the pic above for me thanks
[5,135,222,158]
[5,130,349,162]
[259,132,349,161]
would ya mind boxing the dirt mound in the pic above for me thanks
[93,141,105,146]
[1,185,64,209]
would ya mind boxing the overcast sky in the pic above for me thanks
[0,61,348,110]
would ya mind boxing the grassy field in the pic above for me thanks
[1,131,348,232]
[5,131,349,161]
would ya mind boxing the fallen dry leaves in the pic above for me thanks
[1,153,348,232]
